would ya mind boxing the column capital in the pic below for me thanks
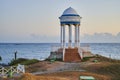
[67,24,72,27]
[74,24,80,27]
[61,24,65,26]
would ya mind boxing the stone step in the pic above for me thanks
[64,48,81,62]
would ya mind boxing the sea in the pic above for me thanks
[0,43,120,64]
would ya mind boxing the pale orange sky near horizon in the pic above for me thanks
[0,0,120,43]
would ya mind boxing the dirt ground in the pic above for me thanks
[2,71,110,80]
[24,60,111,80]
[37,71,110,80]
[19,71,110,80]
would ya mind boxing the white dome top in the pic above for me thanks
[62,7,78,15]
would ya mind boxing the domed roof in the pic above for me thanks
[59,7,81,25]
[62,7,79,16]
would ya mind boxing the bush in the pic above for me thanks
[45,58,63,62]
[21,59,39,65]
[9,58,39,66]
[81,56,94,62]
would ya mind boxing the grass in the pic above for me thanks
[9,58,39,66]
[96,54,120,63]
[83,55,120,80]
[96,63,120,80]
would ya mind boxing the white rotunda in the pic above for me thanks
[59,7,82,48]
[49,7,84,62]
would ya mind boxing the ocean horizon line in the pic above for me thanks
[0,42,120,44]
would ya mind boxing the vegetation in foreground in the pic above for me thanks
[83,54,120,80]
[97,63,120,80]
[2,55,120,80]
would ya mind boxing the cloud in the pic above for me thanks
[30,33,59,42]
[30,32,120,43]
[117,32,120,37]
[30,34,41,39]
[1,33,119,43]
[81,32,120,43]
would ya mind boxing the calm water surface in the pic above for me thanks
[0,43,120,64]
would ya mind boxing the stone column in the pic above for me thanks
[75,25,78,47]
[61,25,63,48]
[78,26,80,47]
[63,25,65,48]
[68,24,72,48]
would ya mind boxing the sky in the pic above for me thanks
[0,0,120,43]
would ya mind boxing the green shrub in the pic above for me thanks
[21,59,39,65]
[45,57,63,62]
[9,58,39,66]
[81,56,94,62]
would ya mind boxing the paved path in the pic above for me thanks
[32,62,85,75]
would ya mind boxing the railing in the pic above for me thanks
[78,47,83,59]
[51,44,91,60]
[63,47,65,61]
[0,64,25,76]
[78,45,91,59]
[51,45,61,52]
[81,46,91,52]
[51,45,65,61]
